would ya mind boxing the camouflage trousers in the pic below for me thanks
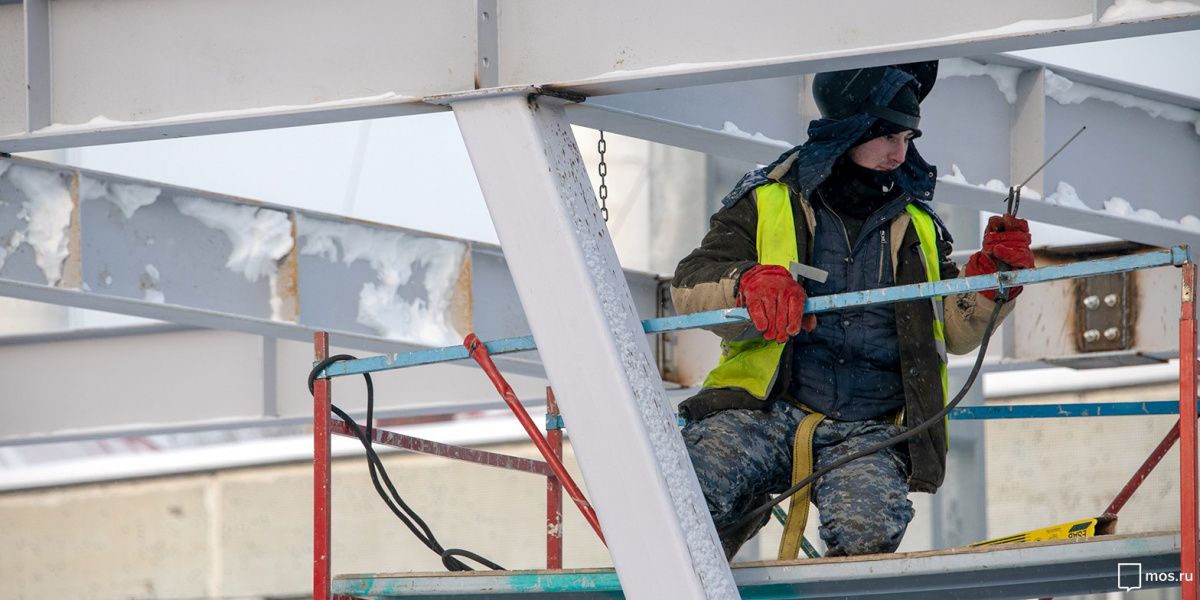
[682,400,914,558]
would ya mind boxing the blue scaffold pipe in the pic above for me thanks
[321,247,1190,378]
[948,400,1187,420]
[542,401,1185,430]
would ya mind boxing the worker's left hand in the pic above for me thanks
[965,215,1034,300]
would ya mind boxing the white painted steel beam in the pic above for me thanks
[516,2,1200,96]
[0,2,1196,150]
[0,99,447,153]
[451,91,736,599]
[22,0,49,131]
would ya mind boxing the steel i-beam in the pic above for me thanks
[449,89,736,599]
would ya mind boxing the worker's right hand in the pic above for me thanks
[737,264,816,343]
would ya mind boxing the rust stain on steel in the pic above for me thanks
[60,170,83,289]
[450,247,473,336]
[275,212,301,322]
[331,419,553,476]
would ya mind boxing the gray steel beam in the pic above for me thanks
[0,3,1196,151]
[936,179,1200,250]
[573,54,1200,246]
[567,102,790,166]
[0,155,663,379]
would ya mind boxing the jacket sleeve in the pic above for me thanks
[670,192,760,339]
[941,237,1017,355]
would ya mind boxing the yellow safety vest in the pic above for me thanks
[700,182,948,409]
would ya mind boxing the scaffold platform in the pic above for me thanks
[332,532,1179,599]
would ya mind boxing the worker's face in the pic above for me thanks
[848,131,913,171]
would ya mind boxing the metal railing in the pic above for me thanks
[312,246,1198,599]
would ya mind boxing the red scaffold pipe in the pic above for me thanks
[1179,262,1198,597]
[1104,419,1182,518]
[465,333,606,545]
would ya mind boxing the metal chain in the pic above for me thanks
[597,131,609,222]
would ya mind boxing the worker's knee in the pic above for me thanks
[681,408,794,527]
[819,505,912,556]
[813,444,914,556]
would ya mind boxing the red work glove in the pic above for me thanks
[964,215,1034,300]
[737,264,817,342]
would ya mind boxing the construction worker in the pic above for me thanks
[671,61,1035,559]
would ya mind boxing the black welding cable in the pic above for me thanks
[722,295,1008,538]
[309,357,438,550]
[308,356,504,572]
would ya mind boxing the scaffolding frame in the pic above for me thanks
[312,336,572,597]
[312,247,1199,598]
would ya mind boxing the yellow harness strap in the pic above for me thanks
[778,411,825,560]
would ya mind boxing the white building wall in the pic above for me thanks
[0,442,610,599]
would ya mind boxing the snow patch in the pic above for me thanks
[79,176,107,202]
[720,121,791,147]
[1044,69,1200,135]
[1043,181,1090,210]
[0,160,9,179]
[174,197,293,320]
[937,164,1040,199]
[297,216,467,347]
[35,91,415,134]
[107,182,161,219]
[1102,196,1170,225]
[981,179,1009,193]
[4,165,74,285]
[937,58,1023,104]
[141,264,164,304]
[1100,0,1200,22]
[927,14,1093,43]
[940,164,970,185]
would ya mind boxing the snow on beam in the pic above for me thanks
[0,96,447,153]
[0,156,661,378]
[934,177,1200,249]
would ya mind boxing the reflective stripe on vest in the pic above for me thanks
[905,204,951,447]
[700,182,797,398]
